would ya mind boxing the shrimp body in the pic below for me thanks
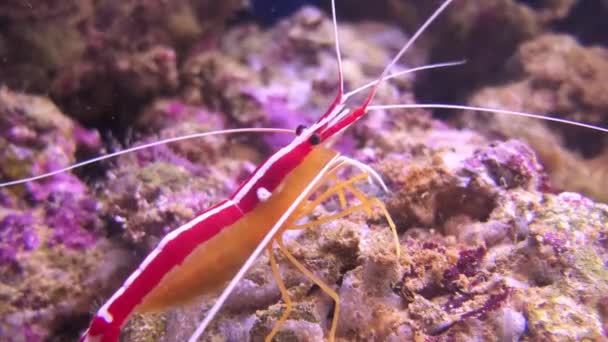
[73,0,465,339]
[80,105,347,342]
[78,0,421,336]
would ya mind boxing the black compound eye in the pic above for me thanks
[309,133,321,145]
[295,124,306,136]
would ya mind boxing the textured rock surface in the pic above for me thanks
[0,88,132,341]
[0,1,607,341]
[0,0,244,125]
[461,34,608,202]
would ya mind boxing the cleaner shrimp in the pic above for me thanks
[1,0,607,341]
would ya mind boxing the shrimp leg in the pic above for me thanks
[331,175,348,210]
[295,153,389,217]
[275,234,341,342]
[295,172,372,217]
[265,171,372,340]
[266,244,293,342]
[291,173,400,258]
[264,173,366,341]
[264,172,400,340]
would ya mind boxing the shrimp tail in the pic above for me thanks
[79,315,121,342]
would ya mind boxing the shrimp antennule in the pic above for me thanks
[0,127,294,188]
[319,0,456,140]
[363,0,456,108]
[368,104,608,134]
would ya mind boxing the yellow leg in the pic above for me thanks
[290,202,370,230]
[331,174,374,216]
[331,175,347,210]
[265,172,372,341]
[366,197,400,259]
[295,172,371,219]
[290,197,400,257]
[276,234,341,342]
[268,172,400,341]
[265,245,292,342]
[340,182,372,216]
[294,159,365,216]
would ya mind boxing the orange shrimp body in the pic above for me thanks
[136,147,339,312]
[79,123,346,341]
[78,0,452,338]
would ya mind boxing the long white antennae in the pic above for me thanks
[364,0,455,106]
[0,127,294,188]
[368,103,608,134]
[344,60,466,99]
[331,0,344,95]
[327,60,466,127]
[187,154,342,342]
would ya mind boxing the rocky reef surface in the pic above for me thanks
[1,1,607,341]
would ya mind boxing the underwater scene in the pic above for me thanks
[1,0,607,341]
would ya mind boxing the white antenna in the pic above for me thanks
[368,104,608,134]
[364,0,455,106]
[331,0,344,95]
[344,60,466,99]
[0,128,293,187]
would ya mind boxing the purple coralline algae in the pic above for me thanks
[0,88,103,251]
[0,213,39,263]
[0,87,101,174]
[0,89,114,341]
[98,98,248,251]
[43,185,100,249]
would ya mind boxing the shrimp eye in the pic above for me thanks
[295,124,306,136]
[309,133,321,145]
